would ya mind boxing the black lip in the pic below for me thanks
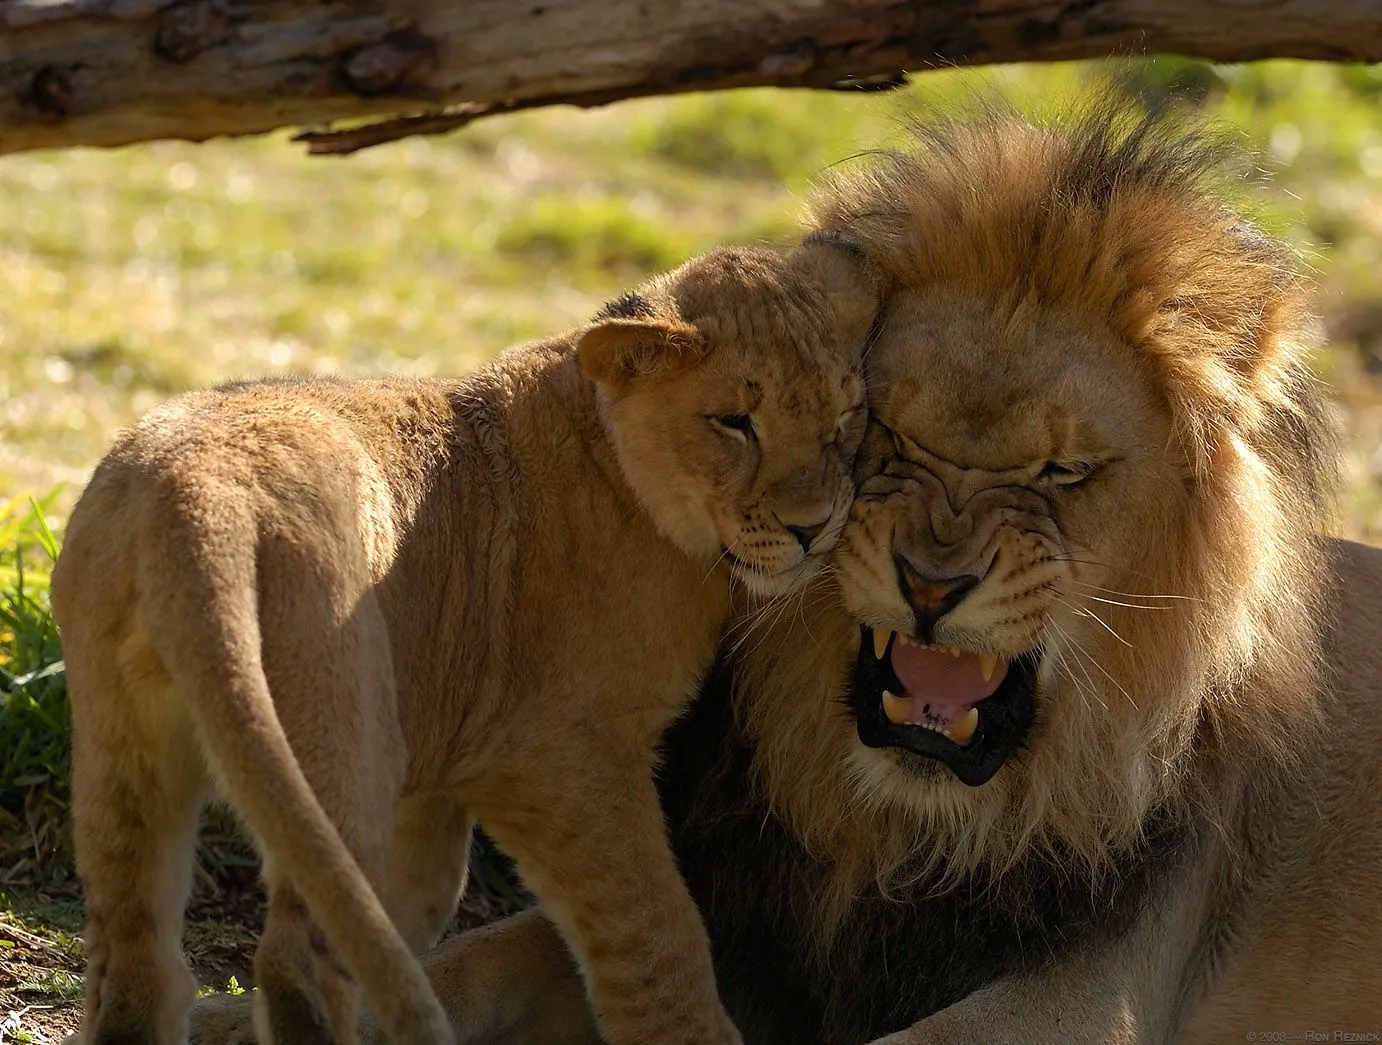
[846,626,1036,787]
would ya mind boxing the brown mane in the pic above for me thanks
[811,96,1334,500]
[730,93,1340,933]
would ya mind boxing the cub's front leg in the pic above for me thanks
[480,762,740,1045]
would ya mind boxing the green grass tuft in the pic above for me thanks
[0,496,70,890]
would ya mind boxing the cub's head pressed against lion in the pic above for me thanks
[736,99,1335,894]
[580,243,875,597]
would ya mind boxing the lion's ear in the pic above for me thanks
[797,231,881,351]
[577,318,706,396]
[801,229,866,262]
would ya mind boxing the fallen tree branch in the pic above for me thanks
[1,0,1378,156]
[293,74,908,156]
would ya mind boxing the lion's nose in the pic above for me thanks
[787,519,830,552]
[894,557,979,640]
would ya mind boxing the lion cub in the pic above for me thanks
[52,240,874,1045]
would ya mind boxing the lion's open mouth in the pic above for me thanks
[848,626,1036,786]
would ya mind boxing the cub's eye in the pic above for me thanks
[1039,460,1098,487]
[710,413,755,442]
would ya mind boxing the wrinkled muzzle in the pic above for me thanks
[834,459,1067,784]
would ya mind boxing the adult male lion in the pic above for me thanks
[192,97,1382,1043]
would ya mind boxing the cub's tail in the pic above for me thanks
[136,496,454,1045]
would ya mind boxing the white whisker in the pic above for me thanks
[1046,619,1110,713]
[1050,593,1132,649]
[729,583,800,656]
[704,536,742,584]
[1053,619,1135,709]
[1071,593,1173,612]
[1067,579,1198,603]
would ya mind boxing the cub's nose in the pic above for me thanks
[894,557,979,640]
[787,519,831,552]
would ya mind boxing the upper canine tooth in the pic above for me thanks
[872,628,890,660]
[950,647,961,658]
[882,690,909,725]
[979,653,998,682]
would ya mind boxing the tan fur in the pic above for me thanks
[53,241,875,1045]
[315,96,1382,1044]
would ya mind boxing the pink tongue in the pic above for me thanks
[890,643,1008,724]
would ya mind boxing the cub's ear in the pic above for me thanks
[577,318,706,396]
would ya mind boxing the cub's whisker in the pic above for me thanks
[704,537,742,585]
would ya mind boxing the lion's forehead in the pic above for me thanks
[865,295,1162,472]
[859,467,1055,567]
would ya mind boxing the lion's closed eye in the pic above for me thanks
[1037,459,1103,488]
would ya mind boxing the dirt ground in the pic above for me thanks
[0,879,511,1043]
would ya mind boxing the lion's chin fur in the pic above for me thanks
[733,524,1328,947]
[723,92,1337,945]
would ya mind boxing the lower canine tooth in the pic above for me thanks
[882,690,909,725]
[979,653,998,681]
[949,707,979,744]
[873,628,890,660]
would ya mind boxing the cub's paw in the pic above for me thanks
[187,992,258,1045]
